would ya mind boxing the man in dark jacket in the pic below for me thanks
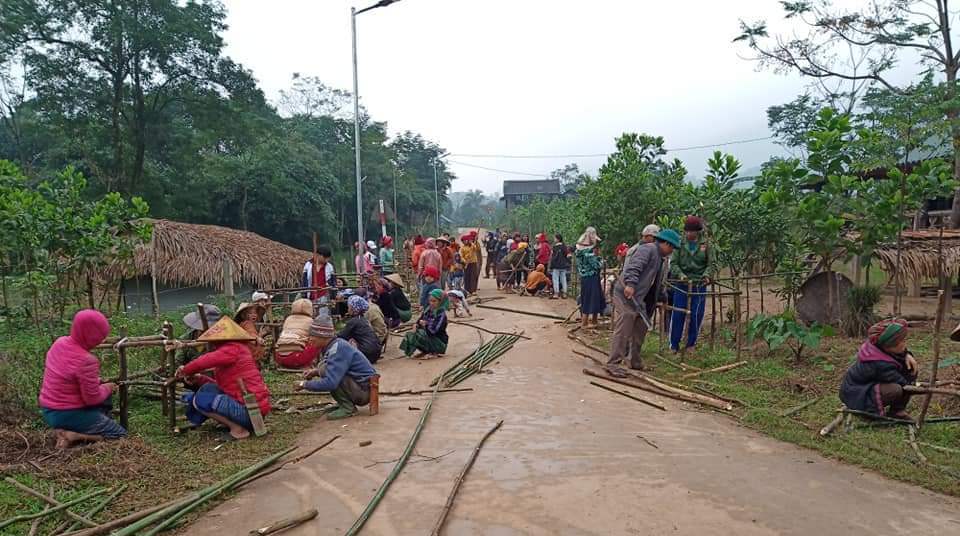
[338,296,382,364]
[548,234,571,299]
[606,229,680,377]
[839,319,918,419]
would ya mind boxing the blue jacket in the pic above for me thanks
[305,338,377,392]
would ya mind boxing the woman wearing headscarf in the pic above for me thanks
[380,236,395,274]
[418,237,443,278]
[338,295,382,364]
[39,309,126,448]
[174,317,271,441]
[400,288,449,358]
[576,227,605,330]
[839,319,919,419]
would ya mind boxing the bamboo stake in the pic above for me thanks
[589,381,667,411]
[345,383,441,536]
[0,488,107,530]
[118,334,129,430]
[710,281,717,350]
[429,420,504,536]
[918,288,946,430]
[249,509,319,536]
[51,485,127,536]
[475,303,565,320]
[3,478,97,528]
[733,278,742,361]
[681,360,748,380]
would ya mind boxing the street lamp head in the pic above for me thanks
[356,0,400,15]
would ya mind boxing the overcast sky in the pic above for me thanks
[222,0,819,193]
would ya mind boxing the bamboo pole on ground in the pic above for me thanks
[0,488,107,531]
[429,420,504,536]
[589,381,667,411]
[475,303,565,320]
[681,360,747,380]
[2,478,97,528]
[51,485,127,536]
[581,368,731,410]
[249,509,319,536]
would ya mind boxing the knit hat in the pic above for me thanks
[348,295,369,316]
[684,215,704,232]
[197,316,256,343]
[654,229,682,249]
[641,224,661,237]
[423,265,441,280]
[385,273,404,287]
[309,309,336,338]
[429,288,449,310]
[868,319,908,348]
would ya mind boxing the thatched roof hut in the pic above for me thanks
[874,229,960,283]
[129,219,311,290]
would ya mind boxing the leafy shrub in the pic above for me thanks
[844,285,881,337]
[746,309,835,361]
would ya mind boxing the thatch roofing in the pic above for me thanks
[129,219,311,290]
[874,229,960,282]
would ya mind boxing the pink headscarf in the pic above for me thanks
[425,238,437,249]
[70,309,111,350]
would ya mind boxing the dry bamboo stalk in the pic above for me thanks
[779,397,820,418]
[589,381,667,411]
[681,360,747,380]
[903,385,960,397]
[475,303,566,320]
[0,488,107,531]
[918,289,947,429]
[582,368,731,410]
[908,425,928,464]
[430,420,504,536]
[819,413,845,437]
[249,509,318,535]
[449,321,531,340]
[3,476,97,527]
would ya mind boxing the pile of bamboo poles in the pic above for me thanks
[430,334,521,388]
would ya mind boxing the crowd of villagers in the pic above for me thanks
[37,235,444,447]
[37,218,944,448]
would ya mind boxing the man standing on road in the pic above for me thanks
[606,229,680,378]
[484,231,499,279]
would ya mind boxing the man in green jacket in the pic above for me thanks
[669,216,712,351]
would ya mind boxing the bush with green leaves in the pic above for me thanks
[844,286,882,338]
[746,310,835,362]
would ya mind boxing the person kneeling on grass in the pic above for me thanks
[175,316,271,441]
[839,318,919,421]
[339,295,382,364]
[274,298,316,369]
[39,309,126,449]
[294,312,378,420]
[401,288,449,358]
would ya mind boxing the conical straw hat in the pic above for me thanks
[197,316,255,342]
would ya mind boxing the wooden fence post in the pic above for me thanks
[118,327,129,430]
[222,258,235,311]
[734,278,742,361]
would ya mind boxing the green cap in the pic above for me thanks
[654,229,681,249]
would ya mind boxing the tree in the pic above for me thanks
[735,0,960,227]
[767,94,823,155]
[550,163,590,193]
[1,0,232,194]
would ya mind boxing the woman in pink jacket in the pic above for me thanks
[39,309,126,448]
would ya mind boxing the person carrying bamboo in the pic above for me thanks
[606,229,680,377]
[174,316,272,441]
[839,318,919,420]
[400,288,449,358]
[669,216,713,352]
[295,311,378,420]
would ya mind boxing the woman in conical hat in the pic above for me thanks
[175,316,270,441]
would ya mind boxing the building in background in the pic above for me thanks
[500,179,562,211]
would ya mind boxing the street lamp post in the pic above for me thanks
[351,0,400,259]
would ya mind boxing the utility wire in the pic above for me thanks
[448,135,774,159]
[446,160,549,177]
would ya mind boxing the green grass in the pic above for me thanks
[588,326,960,497]
[0,308,335,535]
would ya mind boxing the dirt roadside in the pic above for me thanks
[186,278,960,535]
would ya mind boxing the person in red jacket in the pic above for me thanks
[174,316,271,441]
[535,232,552,266]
